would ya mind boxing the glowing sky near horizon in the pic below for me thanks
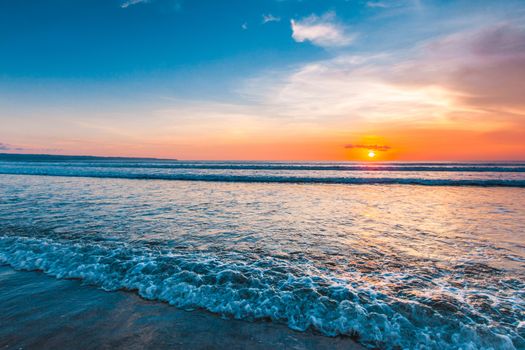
[1,0,524,160]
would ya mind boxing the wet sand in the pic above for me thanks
[0,266,364,350]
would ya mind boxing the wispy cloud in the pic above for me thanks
[345,144,391,151]
[243,17,525,135]
[366,1,388,8]
[241,22,248,30]
[0,142,24,151]
[262,14,280,24]
[121,0,150,9]
[291,12,356,48]
[241,53,459,131]
[388,22,525,114]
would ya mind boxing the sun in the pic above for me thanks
[368,150,376,158]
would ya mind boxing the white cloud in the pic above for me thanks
[239,21,525,132]
[262,14,281,24]
[121,0,149,9]
[243,55,460,129]
[366,2,389,8]
[291,12,356,48]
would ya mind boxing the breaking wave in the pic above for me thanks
[0,168,524,187]
[0,235,522,350]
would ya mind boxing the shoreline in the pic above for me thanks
[0,266,365,350]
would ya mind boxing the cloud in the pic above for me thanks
[291,12,356,48]
[121,0,150,8]
[241,17,525,137]
[388,22,525,112]
[0,142,54,153]
[262,14,280,24]
[241,22,248,30]
[241,53,460,130]
[120,0,182,11]
[345,144,392,151]
[366,1,388,8]
[0,142,24,151]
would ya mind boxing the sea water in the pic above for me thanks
[0,159,524,349]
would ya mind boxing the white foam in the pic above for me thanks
[1,235,523,350]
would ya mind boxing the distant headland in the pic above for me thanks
[0,153,177,162]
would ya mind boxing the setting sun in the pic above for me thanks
[368,151,376,158]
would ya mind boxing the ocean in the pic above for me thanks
[0,158,524,349]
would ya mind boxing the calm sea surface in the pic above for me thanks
[0,160,524,349]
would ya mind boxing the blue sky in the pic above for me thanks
[1,0,524,160]
[2,1,325,81]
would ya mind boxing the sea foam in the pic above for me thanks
[0,235,522,350]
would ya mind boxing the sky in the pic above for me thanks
[1,0,524,161]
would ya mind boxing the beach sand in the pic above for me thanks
[0,266,364,349]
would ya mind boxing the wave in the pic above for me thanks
[0,235,521,350]
[1,169,525,187]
